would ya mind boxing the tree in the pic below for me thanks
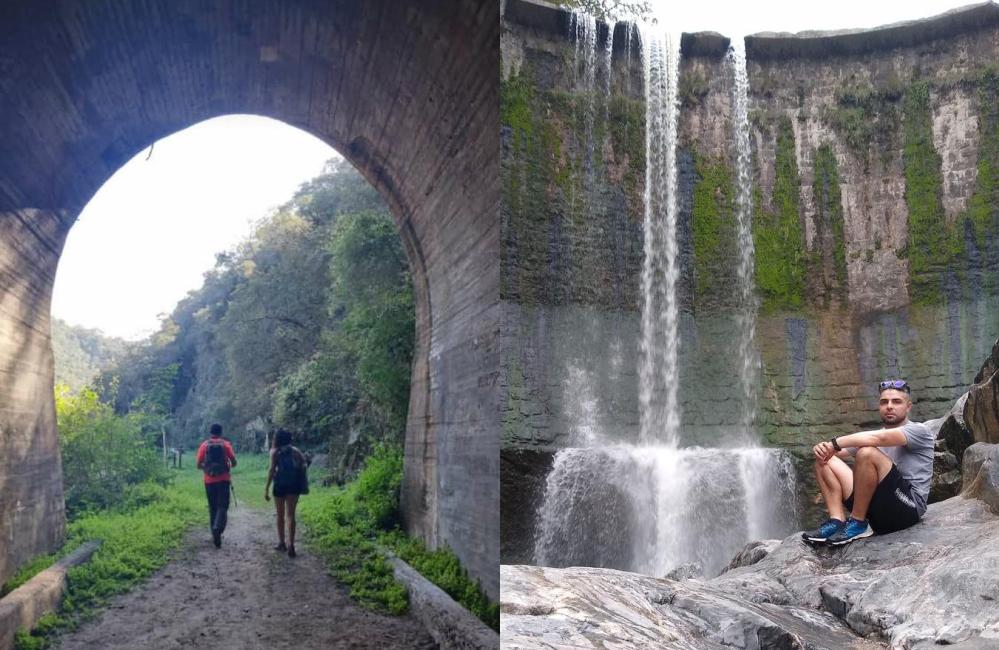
[554,0,655,22]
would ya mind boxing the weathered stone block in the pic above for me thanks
[960,442,999,513]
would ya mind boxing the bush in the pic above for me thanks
[56,385,169,517]
[298,445,498,630]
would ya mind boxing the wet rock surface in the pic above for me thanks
[502,448,999,648]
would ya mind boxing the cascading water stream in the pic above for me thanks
[639,31,682,446]
[729,38,761,440]
[571,13,598,185]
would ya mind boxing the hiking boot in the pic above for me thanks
[212,530,222,548]
[274,543,287,551]
[801,518,844,544]
[288,545,296,558]
[828,517,874,546]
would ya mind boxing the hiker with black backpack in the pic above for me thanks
[196,423,237,548]
[264,429,309,558]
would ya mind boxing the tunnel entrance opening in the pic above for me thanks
[0,0,499,599]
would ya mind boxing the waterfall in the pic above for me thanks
[532,22,795,580]
[729,38,761,438]
[603,20,615,124]
[534,446,798,577]
[639,31,682,446]
[571,12,598,184]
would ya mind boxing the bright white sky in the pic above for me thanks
[53,1,984,340]
[52,115,336,340]
[650,0,984,36]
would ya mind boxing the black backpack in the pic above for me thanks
[203,438,228,477]
[274,447,306,493]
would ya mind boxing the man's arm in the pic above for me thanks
[836,428,907,449]
[195,443,205,470]
[227,442,237,468]
[814,428,907,464]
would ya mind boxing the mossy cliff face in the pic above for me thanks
[501,1,999,454]
[501,13,647,449]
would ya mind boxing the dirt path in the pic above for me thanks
[55,504,438,649]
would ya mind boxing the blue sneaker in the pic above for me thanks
[802,518,845,544]
[828,517,874,546]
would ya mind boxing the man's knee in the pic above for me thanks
[856,446,887,464]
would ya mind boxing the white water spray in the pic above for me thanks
[639,31,682,446]
[729,38,761,438]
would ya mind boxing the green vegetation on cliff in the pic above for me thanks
[501,68,568,303]
[965,66,999,265]
[809,144,848,306]
[690,155,735,305]
[902,81,957,303]
[501,63,644,307]
[825,79,903,168]
[754,116,805,311]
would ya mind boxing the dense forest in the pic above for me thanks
[51,319,128,393]
[58,158,414,482]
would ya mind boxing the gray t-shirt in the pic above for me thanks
[848,420,935,516]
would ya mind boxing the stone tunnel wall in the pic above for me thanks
[501,0,999,559]
[0,0,498,599]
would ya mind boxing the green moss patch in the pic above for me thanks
[691,154,736,306]
[754,116,806,311]
[902,80,960,303]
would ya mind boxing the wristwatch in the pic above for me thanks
[830,437,842,451]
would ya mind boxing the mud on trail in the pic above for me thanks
[55,505,437,649]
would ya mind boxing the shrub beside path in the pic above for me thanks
[54,504,437,649]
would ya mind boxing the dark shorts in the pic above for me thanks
[272,485,302,498]
[844,464,921,535]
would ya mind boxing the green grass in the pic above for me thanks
[13,468,205,649]
[228,453,272,509]
[297,445,499,631]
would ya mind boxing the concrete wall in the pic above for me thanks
[0,0,498,599]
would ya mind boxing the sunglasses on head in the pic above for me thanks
[878,379,910,393]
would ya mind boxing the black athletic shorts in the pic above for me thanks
[844,464,921,535]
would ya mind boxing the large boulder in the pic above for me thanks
[502,447,999,648]
[936,392,974,465]
[961,443,999,514]
[964,338,999,446]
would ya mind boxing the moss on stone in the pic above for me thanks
[679,71,709,109]
[824,79,903,168]
[691,154,735,305]
[754,115,806,311]
[965,66,999,255]
[501,67,569,304]
[608,95,646,209]
[902,80,954,303]
[810,144,847,306]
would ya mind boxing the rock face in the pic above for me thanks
[964,338,999,446]
[0,0,499,598]
[501,0,999,458]
[502,447,999,648]
[501,0,999,570]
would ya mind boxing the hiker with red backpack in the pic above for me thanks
[264,429,309,558]
[196,423,237,548]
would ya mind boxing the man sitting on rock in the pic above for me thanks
[802,379,935,546]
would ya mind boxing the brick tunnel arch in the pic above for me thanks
[0,1,498,598]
